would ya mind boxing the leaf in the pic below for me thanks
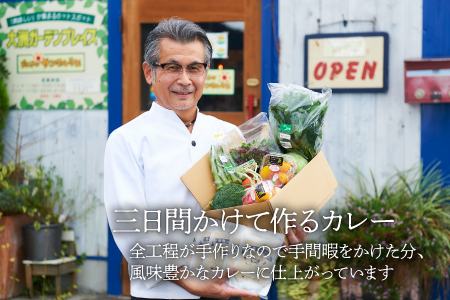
[0,226,4,231]
[92,102,103,109]
[0,6,7,18]
[101,13,108,27]
[33,6,43,13]
[66,99,75,109]
[103,63,108,71]
[26,104,34,109]
[77,105,83,110]
[34,221,41,231]
[96,30,106,38]
[36,1,48,5]
[6,3,18,9]
[57,101,66,109]
[84,0,93,8]
[58,0,67,5]
[0,49,5,56]
[34,99,44,107]
[0,33,6,42]
[101,36,108,45]
[104,48,108,60]
[84,98,93,107]
[97,46,103,58]
[101,83,107,93]
[103,95,108,103]
[19,3,28,15]
[25,2,33,8]
[66,0,74,9]
[97,4,105,14]
[20,96,27,109]
[101,72,107,83]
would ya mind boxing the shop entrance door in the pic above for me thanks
[121,0,262,295]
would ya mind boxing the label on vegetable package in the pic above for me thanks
[269,165,280,172]
[254,183,266,200]
[269,155,284,166]
[225,165,235,174]
[219,155,228,163]
[280,133,291,140]
[280,141,292,149]
[280,123,292,133]
[238,159,258,171]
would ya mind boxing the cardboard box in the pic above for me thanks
[181,148,338,238]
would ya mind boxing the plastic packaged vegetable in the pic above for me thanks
[230,112,280,168]
[210,137,245,190]
[259,153,296,188]
[242,180,277,204]
[268,84,331,161]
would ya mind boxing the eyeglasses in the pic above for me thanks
[152,62,208,77]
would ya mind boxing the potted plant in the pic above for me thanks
[23,157,99,261]
[327,164,450,300]
[277,249,341,300]
[0,162,33,299]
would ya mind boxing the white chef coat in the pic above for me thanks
[104,102,239,299]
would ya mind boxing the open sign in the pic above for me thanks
[305,32,389,93]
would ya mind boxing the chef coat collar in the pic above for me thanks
[149,101,201,134]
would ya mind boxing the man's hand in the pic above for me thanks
[282,220,316,250]
[172,267,258,299]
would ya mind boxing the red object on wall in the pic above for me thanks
[404,59,450,103]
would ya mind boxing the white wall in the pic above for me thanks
[4,110,108,293]
[279,0,422,224]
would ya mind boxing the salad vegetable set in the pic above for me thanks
[208,84,332,210]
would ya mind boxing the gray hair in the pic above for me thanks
[144,18,212,77]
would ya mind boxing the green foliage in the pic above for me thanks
[0,162,30,215]
[0,53,9,161]
[269,87,330,161]
[327,164,450,299]
[276,252,340,300]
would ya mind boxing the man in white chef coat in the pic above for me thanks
[104,18,309,300]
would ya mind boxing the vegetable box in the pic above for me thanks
[180,130,338,240]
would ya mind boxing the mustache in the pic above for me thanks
[171,88,196,93]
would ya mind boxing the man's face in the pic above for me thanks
[143,38,208,112]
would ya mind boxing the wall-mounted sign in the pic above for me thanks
[206,32,228,59]
[0,1,108,110]
[305,32,389,93]
[203,69,234,95]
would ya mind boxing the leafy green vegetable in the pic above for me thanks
[268,85,331,161]
[210,183,246,209]
[229,138,278,167]
[287,153,308,174]
[210,144,244,190]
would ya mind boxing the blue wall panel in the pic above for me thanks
[261,0,279,114]
[422,0,450,185]
[107,0,123,295]
[422,0,450,298]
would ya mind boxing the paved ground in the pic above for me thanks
[13,295,130,300]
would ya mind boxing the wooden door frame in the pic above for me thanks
[106,0,279,295]
[122,0,261,126]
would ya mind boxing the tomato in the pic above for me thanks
[242,178,257,188]
[279,162,292,173]
[278,172,290,184]
[243,191,255,205]
[260,166,274,180]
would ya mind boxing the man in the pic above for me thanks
[104,18,309,299]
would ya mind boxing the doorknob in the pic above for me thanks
[246,94,259,120]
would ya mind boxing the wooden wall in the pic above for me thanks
[279,0,422,213]
[4,110,108,257]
